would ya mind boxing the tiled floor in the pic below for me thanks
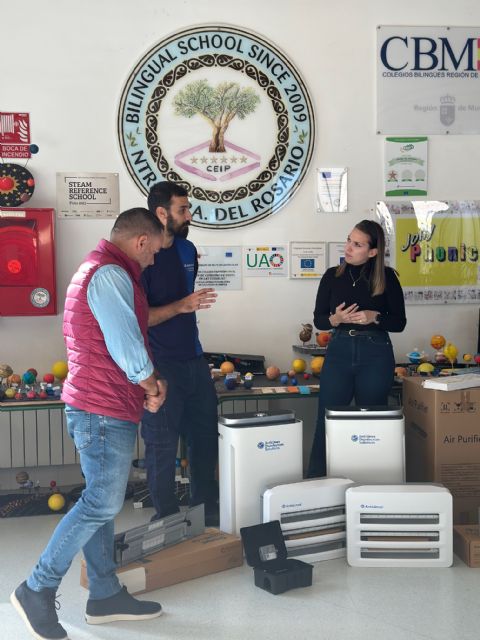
[1,503,477,640]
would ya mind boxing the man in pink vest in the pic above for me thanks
[11,208,167,640]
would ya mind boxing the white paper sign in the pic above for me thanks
[385,137,428,196]
[316,168,348,213]
[56,172,119,218]
[244,245,288,277]
[196,246,242,290]
[377,26,480,134]
[289,242,326,278]
[328,242,345,268]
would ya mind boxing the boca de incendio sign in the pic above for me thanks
[118,25,315,228]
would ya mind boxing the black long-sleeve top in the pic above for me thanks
[313,260,407,333]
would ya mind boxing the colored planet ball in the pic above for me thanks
[303,373,311,380]
[224,377,237,390]
[430,334,446,350]
[220,361,235,375]
[16,471,29,484]
[243,372,254,389]
[43,373,55,383]
[0,363,13,378]
[417,362,434,375]
[51,361,68,380]
[48,493,66,512]
[290,377,297,385]
[266,366,280,380]
[475,354,480,365]
[28,368,38,377]
[29,144,39,154]
[311,356,325,375]
[22,371,36,384]
[5,388,15,398]
[39,390,48,399]
[280,374,289,385]
[0,176,14,190]
[27,390,37,399]
[291,358,307,374]
[27,178,35,187]
[463,353,473,363]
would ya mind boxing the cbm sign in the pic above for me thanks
[377,26,480,134]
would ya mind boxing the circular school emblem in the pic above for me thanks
[118,25,315,228]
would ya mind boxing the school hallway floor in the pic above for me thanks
[1,502,477,640]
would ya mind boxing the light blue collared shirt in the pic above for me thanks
[87,264,153,384]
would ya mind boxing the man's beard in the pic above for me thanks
[166,213,189,238]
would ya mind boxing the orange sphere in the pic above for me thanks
[8,373,22,385]
[430,335,446,350]
[311,356,324,375]
[266,366,280,380]
[220,361,235,375]
[316,332,331,347]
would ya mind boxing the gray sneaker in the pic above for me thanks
[10,581,68,640]
[85,586,162,624]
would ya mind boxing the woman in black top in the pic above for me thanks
[307,219,406,478]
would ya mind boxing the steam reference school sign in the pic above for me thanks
[377,26,480,134]
[118,26,315,228]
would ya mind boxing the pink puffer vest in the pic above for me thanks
[62,239,149,422]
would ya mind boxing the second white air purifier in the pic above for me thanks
[219,410,303,535]
[326,406,405,483]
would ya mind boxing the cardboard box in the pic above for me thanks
[81,529,243,595]
[403,377,480,523]
[453,525,480,567]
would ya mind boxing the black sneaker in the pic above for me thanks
[85,586,162,624]
[10,581,68,640]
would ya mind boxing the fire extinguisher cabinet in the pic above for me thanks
[0,208,57,316]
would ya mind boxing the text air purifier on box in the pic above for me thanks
[326,406,405,483]
[262,477,355,562]
[346,484,453,567]
[219,411,303,535]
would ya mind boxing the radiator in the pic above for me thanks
[0,406,145,469]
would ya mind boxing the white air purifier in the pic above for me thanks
[262,477,355,562]
[218,410,303,535]
[326,406,405,483]
[346,484,453,567]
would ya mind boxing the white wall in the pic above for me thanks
[2,0,480,376]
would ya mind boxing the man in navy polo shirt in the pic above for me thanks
[142,182,219,525]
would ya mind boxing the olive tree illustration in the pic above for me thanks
[173,80,260,152]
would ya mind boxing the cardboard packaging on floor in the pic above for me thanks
[403,377,480,523]
[453,525,480,567]
[80,529,243,595]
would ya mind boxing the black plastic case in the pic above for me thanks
[240,520,313,595]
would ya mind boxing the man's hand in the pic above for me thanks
[142,377,167,413]
[177,288,217,313]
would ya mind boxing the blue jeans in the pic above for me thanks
[307,330,395,478]
[141,356,218,518]
[27,406,138,599]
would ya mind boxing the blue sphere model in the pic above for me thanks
[29,144,39,154]
[244,378,254,389]
[290,377,297,385]
[280,374,289,385]
[224,377,236,390]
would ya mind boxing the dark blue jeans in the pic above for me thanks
[141,356,218,518]
[307,330,395,478]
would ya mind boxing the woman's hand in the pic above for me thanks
[329,302,359,327]
[349,309,379,325]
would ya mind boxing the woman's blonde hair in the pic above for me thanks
[336,219,386,296]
